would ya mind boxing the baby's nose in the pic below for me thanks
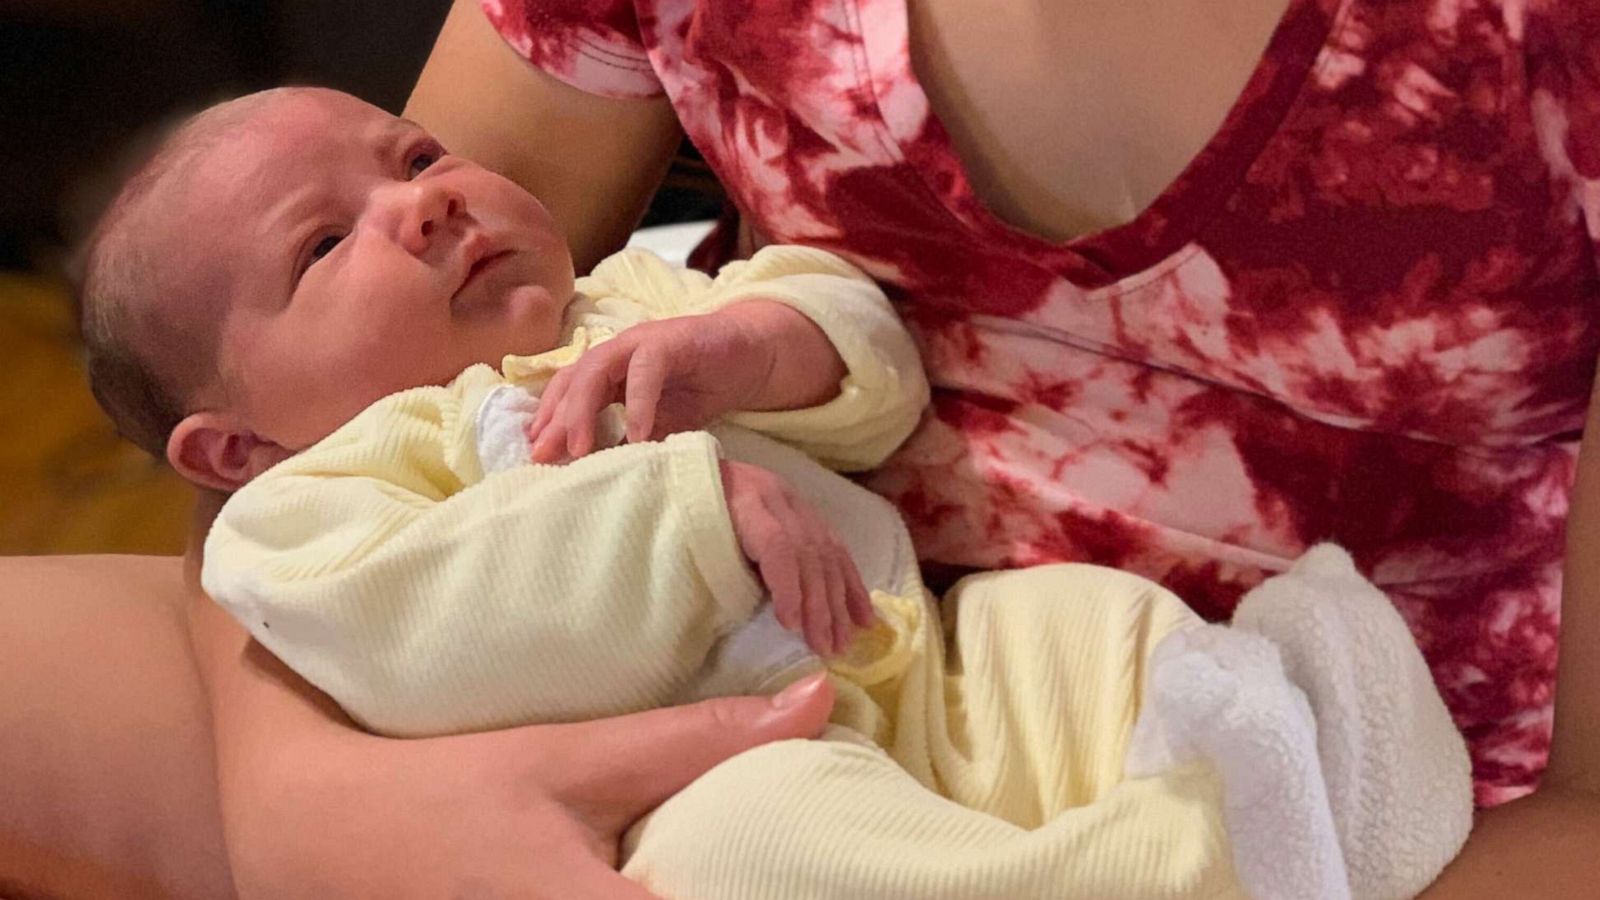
[418,194,463,239]
[393,182,467,255]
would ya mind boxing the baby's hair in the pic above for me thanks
[77,88,308,459]
[78,158,197,458]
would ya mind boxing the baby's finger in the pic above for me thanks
[530,367,573,436]
[843,559,875,628]
[560,360,626,458]
[760,536,804,633]
[624,345,668,443]
[822,553,853,653]
[529,371,576,462]
[565,404,597,459]
[798,547,833,655]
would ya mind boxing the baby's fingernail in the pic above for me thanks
[772,671,826,708]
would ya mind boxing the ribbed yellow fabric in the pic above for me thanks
[624,566,1242,899]
[202,245,928,736]
[203,246,1243,897]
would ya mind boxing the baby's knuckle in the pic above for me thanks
[765,533,795,557]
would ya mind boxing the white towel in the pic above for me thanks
[1127,545,1473,900]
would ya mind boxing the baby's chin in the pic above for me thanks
[474,287,569,357]
[456,276,565,328]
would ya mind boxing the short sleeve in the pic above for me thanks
[1526,0,1600,258]
[481,0,663,99]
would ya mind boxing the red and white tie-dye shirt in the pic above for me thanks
[484,0,1600,805]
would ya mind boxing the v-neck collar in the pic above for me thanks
[848,0,1343,289]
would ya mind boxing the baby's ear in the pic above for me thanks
[167,412,292,493]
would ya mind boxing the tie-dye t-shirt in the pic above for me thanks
[483,0,1600,805]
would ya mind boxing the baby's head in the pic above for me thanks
[81,87,575,491]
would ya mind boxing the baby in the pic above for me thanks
[81,87,1471,900]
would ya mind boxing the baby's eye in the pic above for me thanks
[310,234,343,261]
[407,147,443,180]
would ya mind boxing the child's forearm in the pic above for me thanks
[716,300,847,412]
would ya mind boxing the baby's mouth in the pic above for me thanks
[451,249,515,312]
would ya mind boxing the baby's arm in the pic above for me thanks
[545,246,931,470]
[202,388,764,738]
[527,294,844,461]
[706,247,930,470]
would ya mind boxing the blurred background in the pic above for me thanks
[1,1,721,555]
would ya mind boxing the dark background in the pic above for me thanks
[0,0,720,274]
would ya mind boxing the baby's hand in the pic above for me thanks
[719,459,875,656]
[528,311,771,462]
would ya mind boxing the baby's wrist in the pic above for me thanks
[714,300,843,412]
[708,302,783,407]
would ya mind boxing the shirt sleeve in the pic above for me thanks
[580,245,932,471]
[1527,0,1600,262]
[201,385,762,738]
[481,0,663,99]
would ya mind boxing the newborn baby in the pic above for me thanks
[80,87,1472,900]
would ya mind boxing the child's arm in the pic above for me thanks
[538,246,930,471]
[526,296,845,460]
[202,388,765,738]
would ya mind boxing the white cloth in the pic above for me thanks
[1127,545,1474,899]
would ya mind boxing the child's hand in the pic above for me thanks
[719,459,875,656]
[527,311,771,462]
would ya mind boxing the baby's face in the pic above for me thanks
[179,89,575,449]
